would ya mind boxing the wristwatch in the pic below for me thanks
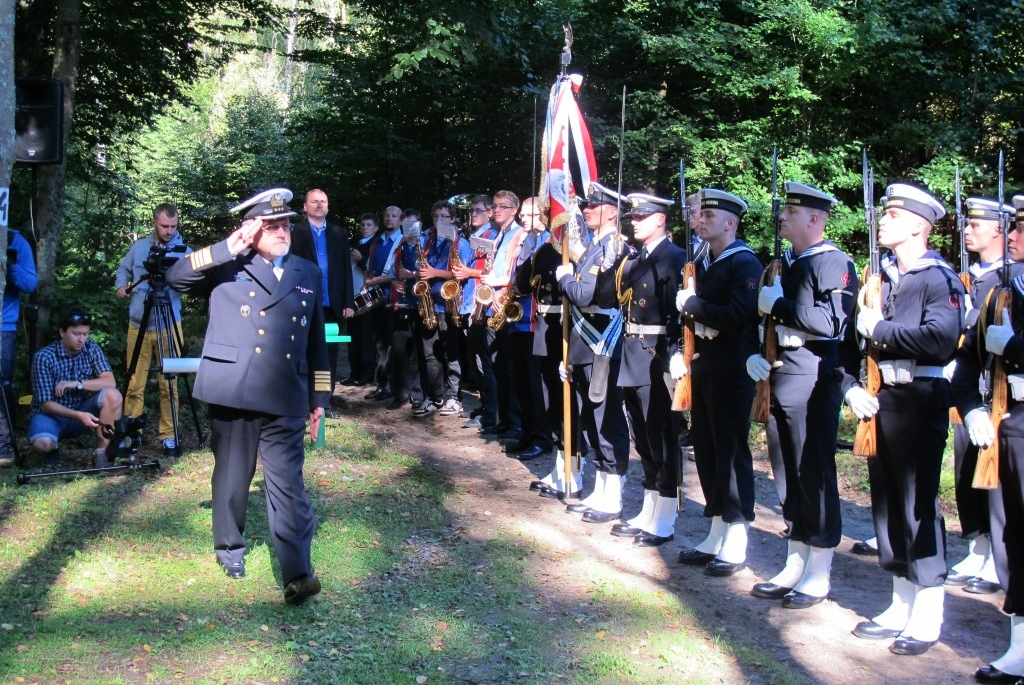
[76,380,83,391]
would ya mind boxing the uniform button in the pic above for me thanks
[292,316,297,322]
[291,335,295,341]
[255,347,262,354]
[286,353,292,359]
[258,329,265,335]
[302,301,307,307]
[249,291,256,297]
[260,311,266,317]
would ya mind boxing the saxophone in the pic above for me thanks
[412,236,438,331]
[487,281,524,332]
[440,238,463,328]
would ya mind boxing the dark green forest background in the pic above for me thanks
[8,0,1024,372]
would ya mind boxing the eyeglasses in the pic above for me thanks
[63,313,92,326]
[261,223,292,233]
[470,208,490,215]
[493,204,517,211]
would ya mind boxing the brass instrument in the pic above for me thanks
[487,282,524,331]
[412,236,437,331]
[472,284,494,324]
[440,230,464,328]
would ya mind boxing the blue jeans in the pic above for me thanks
[28,392,106,447]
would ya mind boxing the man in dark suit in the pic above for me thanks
[289,189,355,393]
[167,188,331,606]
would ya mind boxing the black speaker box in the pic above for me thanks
[15,78,63,165]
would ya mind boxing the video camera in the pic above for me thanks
[102,413,149,459]
[142,244,188,288]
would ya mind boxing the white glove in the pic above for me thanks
[964,408,996,448]
[694,323,719,339]
[676,276,696,312]
[669,352,688,380]
[555,263,574,281]
[558,361,571,383]
[942,360,956,381]
[986,308,1014,356]
[857,305,883,339]
[845,386,879,420]
[745,354,772,382]
[757,275,783,316]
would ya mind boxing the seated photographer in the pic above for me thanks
[28,307,123,468]
[115,202,191,458]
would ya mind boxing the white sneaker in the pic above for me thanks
[438,399,463,416]
[413,401,441,417]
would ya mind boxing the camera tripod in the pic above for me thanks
[125,274,204,458]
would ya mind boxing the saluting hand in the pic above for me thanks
[227,218,263,255]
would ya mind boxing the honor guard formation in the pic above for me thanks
[307,164,1024,683]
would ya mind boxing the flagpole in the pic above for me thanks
[559,26,574,490]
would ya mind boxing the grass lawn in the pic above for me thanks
[0,418,816,685]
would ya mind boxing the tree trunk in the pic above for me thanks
[0,0,15,308]
[34,0,80,342]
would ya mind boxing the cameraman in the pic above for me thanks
[115,203,191,457]
[0,228,38,466]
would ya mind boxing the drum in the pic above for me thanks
[354,286,384,315]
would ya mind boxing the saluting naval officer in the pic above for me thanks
[556,182,631,523]
[746,182,857,608]
[843,183,964,655]
[951,194,1024,684]
[675,189,762,576]
[167,188,331,606]
[610,193,686,547]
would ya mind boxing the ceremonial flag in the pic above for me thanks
[538,73,597,259]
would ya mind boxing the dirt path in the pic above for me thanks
[332,385,1003,684]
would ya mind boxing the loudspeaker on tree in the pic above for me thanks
[15,78,64,165]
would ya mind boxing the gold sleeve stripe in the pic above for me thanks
[189,247,213,270]
[314,380,332,392]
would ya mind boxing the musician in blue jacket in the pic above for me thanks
[167,188,331,606]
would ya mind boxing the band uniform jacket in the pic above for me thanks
[289,218,356,319]
[767,241,858,376]
[517,240,563,357]
[166,240,332,417]
[617,239,687,386]
[679,239,763,372]
[559,232,628,366]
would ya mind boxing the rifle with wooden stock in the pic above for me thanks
[749,148,780,424]
[973,151,1011,490]
[853,149,881,458]
[671,159,695,413]
[951,166,968,425]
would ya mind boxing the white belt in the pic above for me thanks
[914,366,945,378]
[1009,374,1024,402]
[578,305,618,316]
[775,325,836,348]
[537,303,562,314]
[879,360,945,386]
[626,323,667,336]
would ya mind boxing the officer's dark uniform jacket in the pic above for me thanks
[766,241,858,375]
[558,231,628,366]
[166,240,332,415]
[617,237,686,386]
[679,239,762,371]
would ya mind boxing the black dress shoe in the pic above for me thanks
[851,621,902,640]
[364,388,384,400]
[705,559,745,577]
[516,445,546,461]
[781,590,827,609]
[528,480,545,491]
[889,636,937,656]
[221,561,245,579]
[538,485,567,500]
[479,422,506,435]
[975,664,1022,684]
[566,502,591,514]
[750,582,793,599]
[634,532,674,547]
[283,574,322,605]
[851,541,879,556]
[504,440,530,453]
[385,400,404,410]
[677,548,717,566]
[375,390,394,401]
[965,578,1001,594]
[582,509,622,524]
[610,523,643,538]
[945,572,974,586]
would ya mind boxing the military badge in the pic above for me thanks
[300,316,308,326]
[240,305,251,317]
